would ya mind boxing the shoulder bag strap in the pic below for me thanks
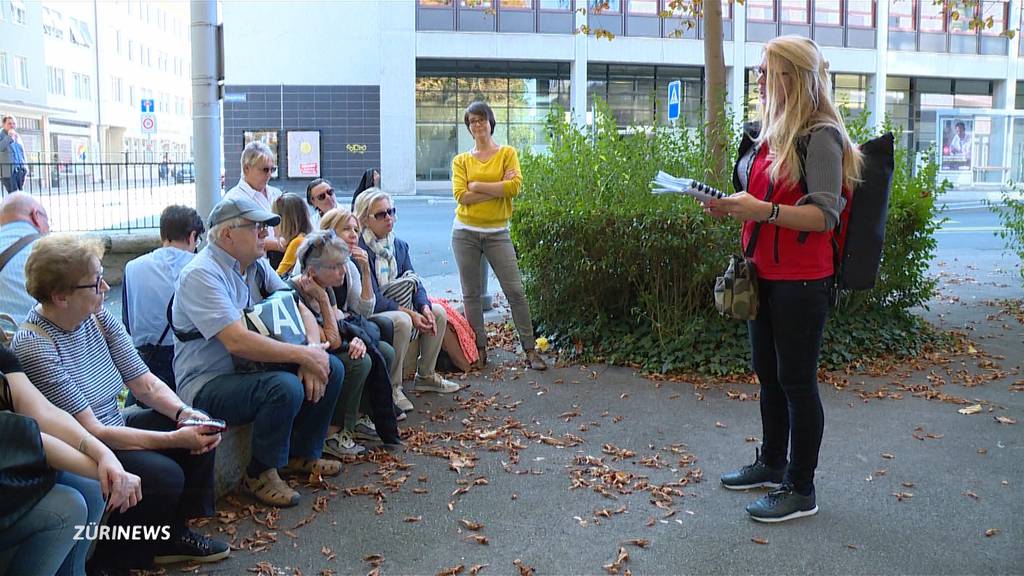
[743,180,774,259]
[0,233,42,274]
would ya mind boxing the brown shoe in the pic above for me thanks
[526,350,548,371]
[242,468,300,507]
[284,457,342,478]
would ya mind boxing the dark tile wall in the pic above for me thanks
[222,84,381,197]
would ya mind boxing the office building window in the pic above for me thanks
[47,66,66,96]
[0,52,10,86]
[980,1,1007,35]
[780,0,809,24]
[847,0,873,28]
[814,0,841,26]
[832,74,868,119]
[418,0,447,4]
[746,0,774,22]
[11,0,26,25]
[128,39,134,61]
[889,1,914,31]
[629,0,657,15]
[459,0,492,7]
[502,0,532,8]
[14,55,29,89]
[73,73,92,100]
[919,1,945,32]
[68,17,93,47]
[591,0,621,13]
[113,77,124,103]
[949,2,975,35]
[539,0,571,9]
[42,6,65,38]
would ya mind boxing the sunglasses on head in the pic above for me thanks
[372,207,397,221]
[315,188,335,202]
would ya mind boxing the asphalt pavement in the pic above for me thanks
[100,203,1023,575]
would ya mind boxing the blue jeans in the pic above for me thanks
[193,355,344,474]
[55,472,104,576]
[0,484,87,576]
[748,277,831,494]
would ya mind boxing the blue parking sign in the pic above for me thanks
[667,80,680,122]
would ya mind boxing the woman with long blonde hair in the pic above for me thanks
[708,35,862,523]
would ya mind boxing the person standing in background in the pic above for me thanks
[224,142,286,268]
[1,116,28,193]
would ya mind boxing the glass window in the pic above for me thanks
[11,0,27,25]
[14,55,28,89]
[629,0,657,15]
[814,0,840,25]
[539,0,571,10]
[591,0,621,13]
[746,0,774,22]
[0,52,9,86]
[846,0,873,28]
[459,0,492,7]
[980,1,1007,36]
[919,1,945,32]
[889,0,914,31]
[949,1,975,34]
[42,7,65,38]
[832,74,867,121]
[502,0,533,8]
[780,0,808,24]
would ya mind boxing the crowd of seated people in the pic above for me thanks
[0,126,544,574]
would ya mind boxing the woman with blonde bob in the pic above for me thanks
[707,36,862,523]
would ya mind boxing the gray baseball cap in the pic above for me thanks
[208,196,281,228]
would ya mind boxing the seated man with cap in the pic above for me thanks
[171,196,346,507]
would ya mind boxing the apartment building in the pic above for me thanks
[222,0,1024,195]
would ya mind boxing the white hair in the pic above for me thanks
[209,216,248,244]
[355,188,390,223]
[240,141,275,171]
[297,230,350,271]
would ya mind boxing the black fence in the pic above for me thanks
[1,161,197,232]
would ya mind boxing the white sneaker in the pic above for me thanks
[393,386,414,412]
[414,372,461,394]
[323,430,366,457]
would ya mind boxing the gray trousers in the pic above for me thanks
[451,227,535,352]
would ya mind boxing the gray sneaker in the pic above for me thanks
[353,417,380,442]
[414,372,461,393]
[720,448,785,491]
[393,386,414,412]
[323,430,366,457]
[746,485,818,523]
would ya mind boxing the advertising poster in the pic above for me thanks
[939,115,973,172]
[286,130,321,178]
[243,130,279,178]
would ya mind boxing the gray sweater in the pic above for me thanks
[736,127,847,230]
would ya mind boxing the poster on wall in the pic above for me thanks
[938,115,974,172]
[286,130,321,178]
[243,130,279,178]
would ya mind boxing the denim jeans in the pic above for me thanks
[193,355,344,474]
[451,228,536,352]
[0,484,86,576]
[748,277,831,494]
[55,472,104,576]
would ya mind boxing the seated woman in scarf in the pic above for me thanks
[288,230,402,455]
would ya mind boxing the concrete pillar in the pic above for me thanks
[379,2,416,195]
[868,0,890,131]
[190,0,221,221]
[999,0,1021,182]
[570,7,588,127]
[729,0,747,126]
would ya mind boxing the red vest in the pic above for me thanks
[740,146,834,281]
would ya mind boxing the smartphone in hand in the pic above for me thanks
[179,418,227,432]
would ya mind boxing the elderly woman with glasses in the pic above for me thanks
[288,231,402,455]
[451,101,547,372]
[305,178,338,229]
[11,234,230,571]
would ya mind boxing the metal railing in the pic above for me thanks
[1,161,197,233]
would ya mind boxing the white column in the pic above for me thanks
[190,0,221,219]
[380,2,416,195]
[729,0,747,127]
[570,7,588,127]
[1000,0,1021,179]
[868,0,890,131]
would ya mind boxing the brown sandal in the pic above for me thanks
[285,457,342,478]
[242,468,299,507]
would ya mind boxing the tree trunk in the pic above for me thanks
[702,0,729,186]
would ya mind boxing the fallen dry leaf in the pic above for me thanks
[512,559,535,576]
[436,565,465,576]
[985,528,1000,537]
[459,518,484,531]
[403,516,422,523]
[468,564,488,576]
[892,492,913,502]
[959,404,983,415]
[846,544,859,550]
[751,537,769,545]
[464,534,489,545]
[603,547,629,574]
[881,453,895,460]
[623,538,650,548]
[321,546,336,561]
[714,421,727,428]
[994,416,1017,425]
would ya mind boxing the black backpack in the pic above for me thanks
[733,123,894,291]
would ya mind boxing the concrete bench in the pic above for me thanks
[214,423,252,497]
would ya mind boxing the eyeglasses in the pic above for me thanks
[315,188,335,202]
[258,166,278,174]
[231,222,269,233]
[372,207,397,221]
[754,65,789,81]
[74,274,106,294]
[468,117,489,126]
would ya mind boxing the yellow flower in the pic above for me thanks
[535,336,549,353]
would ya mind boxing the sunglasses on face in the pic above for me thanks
[372,207,397,221]
[258,165,277,174]
[315,188,335,202]
[74,274,106,294]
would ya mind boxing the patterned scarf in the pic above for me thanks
[362,228,399,289]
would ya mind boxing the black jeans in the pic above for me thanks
[748,277,831,494]
[90,409,216,570]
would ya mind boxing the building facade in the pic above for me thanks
[222,0,1024,195]
[0,0,193,179]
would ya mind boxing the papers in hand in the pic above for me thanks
[651,171,726,203]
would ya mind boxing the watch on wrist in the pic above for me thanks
[767,203,780,224]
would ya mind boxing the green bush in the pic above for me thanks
[512,101,948,374]
[993,185,1024,280]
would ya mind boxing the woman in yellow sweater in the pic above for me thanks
[272,192,313,277]
[451,101,546,371]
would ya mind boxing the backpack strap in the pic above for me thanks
[0,233,42,274]
[743,180,775,259]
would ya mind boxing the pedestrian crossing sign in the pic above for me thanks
[668,80,681,121]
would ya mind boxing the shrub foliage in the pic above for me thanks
[512,102,949,374]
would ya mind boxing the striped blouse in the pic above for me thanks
[12,307,149,427]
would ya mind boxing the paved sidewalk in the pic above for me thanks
[124,249,1022,575]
